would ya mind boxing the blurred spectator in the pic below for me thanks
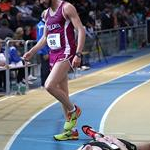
[31,0,43,20]
[76,0,92,26]
[100,6,115,30]
[13,27,25,55]
[15,0,38,26]
[125,8,137,26]
[0,13,11,26]
[0,0,149,38]
[0,19,14,40]
[23,26,33,41]
[146,7,150,18]
[8,42,23,67]
[7,38,25,84]
[13,27,24,40]
[15,0,32,17]
[133,0,147,24]
[0,39,6,67]
[116,7,129,27]
[0,8,2,19]
[36,10,50,87]
[0,0,12,12]
[9,35,37,82]
[29,26,37,40]
[6,37,35,84]
[8,6,20,31]
[0,38,6,91]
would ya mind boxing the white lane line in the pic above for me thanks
[0,89,37,103]
[4,102,57,150]
[99,78,150,134]
[70,54,150,81]
[70,63,150,97]
[22,137,80,146]
[0,96,15,102]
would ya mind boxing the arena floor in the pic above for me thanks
[0,52,150,150]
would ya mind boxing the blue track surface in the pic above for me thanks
[7,63,150,150]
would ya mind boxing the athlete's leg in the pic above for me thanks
[45,60,74,111]
[58,74,69,120]
[45,59,81,139]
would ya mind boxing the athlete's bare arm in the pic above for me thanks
[23,11,48,61]
[33,26,47,53]
[63,3,85,54]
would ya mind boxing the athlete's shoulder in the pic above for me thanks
[63,2,77,17]
[63,2,76,12]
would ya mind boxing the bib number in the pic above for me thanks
[47,33,61,49]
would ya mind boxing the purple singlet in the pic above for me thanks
[45,1,76,68]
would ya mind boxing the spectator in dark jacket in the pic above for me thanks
[0,19,14,40]
[36,11,50,87]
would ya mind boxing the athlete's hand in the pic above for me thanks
[23,51,34,61]
[72,55,81,68]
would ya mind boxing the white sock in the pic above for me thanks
[72,128,77,132]
[69,105,76,113]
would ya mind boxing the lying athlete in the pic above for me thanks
[78,125,150,150]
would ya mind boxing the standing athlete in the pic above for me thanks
[23,0,85,140]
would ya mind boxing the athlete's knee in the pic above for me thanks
[44,80,55,92]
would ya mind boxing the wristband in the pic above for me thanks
[75,52,82,58]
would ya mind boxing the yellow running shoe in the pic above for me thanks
[64,105,81,130]
[53,129,79,141]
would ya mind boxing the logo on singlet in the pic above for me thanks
[47,24,61,31]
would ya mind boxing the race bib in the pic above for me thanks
[47,33,61,49]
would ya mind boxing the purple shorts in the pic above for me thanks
[49,49,75,69]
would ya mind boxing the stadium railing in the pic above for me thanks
[0,40,38,95]
[83,24,147,63]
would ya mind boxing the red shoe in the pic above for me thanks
[82,125,104,139]
[82,125,120,150]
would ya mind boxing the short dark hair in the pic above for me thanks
[1,19,9,27]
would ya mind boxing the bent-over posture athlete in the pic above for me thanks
[23,0,85,140]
